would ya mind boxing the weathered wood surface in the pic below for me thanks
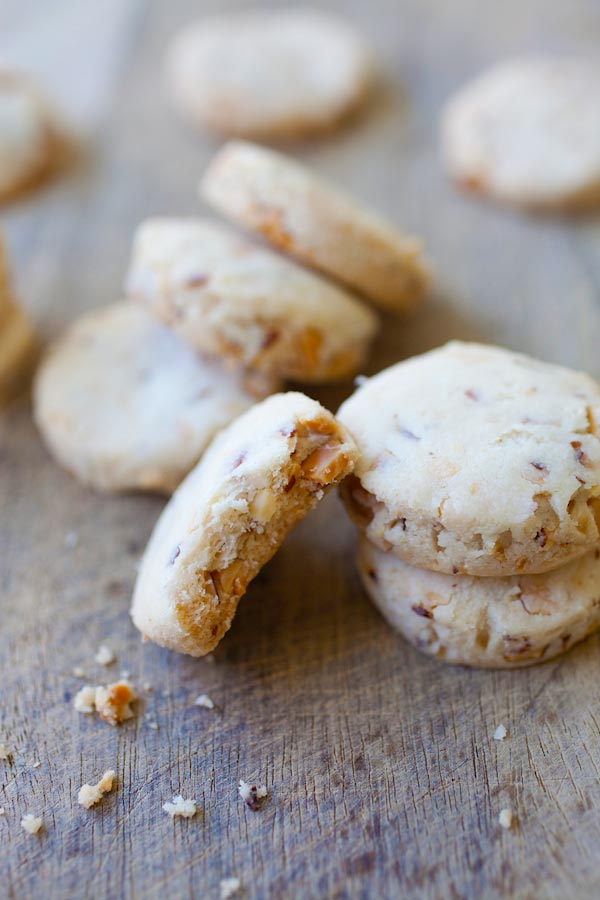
[2,1,600,897]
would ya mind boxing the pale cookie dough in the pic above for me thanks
[165,9,372,139]
[125,218,377,383]
[34,302,276,494]
[131,392,357,656]
[339,342,600,576]
[358,536,600,668]
[0,235,39,407]
[201,141,429,314]
[0,72,64,202]
[442,58,600,211]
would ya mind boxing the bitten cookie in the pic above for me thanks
[165,9,372,139]
[358,536,600,669]
[0,72,64,202]
[442,58,600,211]
[201,141,429,313]
[34,303,276,494]
[339,342,600,576]
[131,392,357,656]
[125,218,378,383]
[0,235,39,407]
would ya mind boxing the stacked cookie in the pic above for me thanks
[35,141,428,494]
[338,342,600,668]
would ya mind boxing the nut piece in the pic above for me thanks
[250,487,277,523]
[301,442,349,484]
[94,682,136,726]
[78,770,116,809]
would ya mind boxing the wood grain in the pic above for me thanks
[2,1,600,898]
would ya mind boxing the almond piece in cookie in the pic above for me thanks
[131,393,357,656]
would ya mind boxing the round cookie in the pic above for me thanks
[165,9,372,139]
[0,72,64,203]
[442,58,600,211]
[34,302,276,494]
[338,342,600,577]
[200,141,429,314]
[358,536,600,669]
[125,217,378,383]
[131,392,357,656]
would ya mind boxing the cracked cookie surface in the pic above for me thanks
[126,218,377,383]
[339,342,600,576]
[442,58,600,211]
[201,141,429,314]
[358,536,600,668]
[131,392,357,656]
[34,302,275,493]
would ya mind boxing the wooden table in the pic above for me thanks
[2,1,600,897]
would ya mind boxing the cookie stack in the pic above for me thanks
[338,341,600,668]
[35,140,428,494]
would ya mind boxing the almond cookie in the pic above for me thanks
[125,218,377,383]
[339,342,600,576]
[358,536,600,669]
[201,141,429,313]
[0,235,39,407]
[442,58,600,211]
[0,72,64,203]
[165,9,372,139]
[34,303,276,494]
[131,392,356,656]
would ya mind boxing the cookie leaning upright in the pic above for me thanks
[201,141,429,314]
[338,342,600,576]
[131,393,357,656]
[165,9,372,139]
[442,58,600,211]
[126,218,377,383]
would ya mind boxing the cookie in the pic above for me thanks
[125,218,377,383]
[0,235,39,407]
[358,536,600,669]
[165,9,372,139]
[201,141,429,313]
[131,392,357,656]
[34,302,276,494]
[338,342,600,576]
[442,58,600,211]
[0,72,64,203]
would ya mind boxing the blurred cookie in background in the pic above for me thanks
[165,8,373,140]
[442,58,600,212]
[0,71,68,203]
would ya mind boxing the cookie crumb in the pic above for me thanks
[78,770,116,809]
[30,761,41,769]
[64,531,79,549]
[493,724,508,741]
[142,682,154,692]
[194,694,215,710]
[21,814,43,835]
[74,685,97,714]
[0,743,11,761]
[95,645,116,666]
[499,808,513,829]
[74,682,137,725]
[162,795,197,818]
[72,666,86,678]
[238,780,268,811]
[220,877,242,899]
[0,807,5,816]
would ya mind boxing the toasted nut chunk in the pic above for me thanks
[211,562,246,598]
[302,442,348,484]
[250,487,277,523]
